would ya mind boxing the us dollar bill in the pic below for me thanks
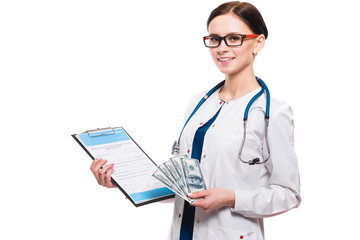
[169,155,189,195]
[181,157,207,195]
[152,155,206,203]
[154,164,195,204]
[152,168,185,200]
[163,161,187,195]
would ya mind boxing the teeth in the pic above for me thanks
[218,57,234,61]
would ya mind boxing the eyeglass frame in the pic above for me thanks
[203,34,260,48]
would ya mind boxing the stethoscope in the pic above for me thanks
[171,76,271,165]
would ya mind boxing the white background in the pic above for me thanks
[1,0,359,239]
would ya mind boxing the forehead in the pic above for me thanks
[208,13,253,35]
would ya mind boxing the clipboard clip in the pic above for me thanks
[86,127,116,138]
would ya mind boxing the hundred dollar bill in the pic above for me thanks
[155,164,195,204]
[169,155,189,195]
[181,157,207,195]
[152,168,183,200]
[163,161,187,194]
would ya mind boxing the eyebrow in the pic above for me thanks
[208,32,242,37]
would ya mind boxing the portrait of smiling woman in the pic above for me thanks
[90,1,301,240]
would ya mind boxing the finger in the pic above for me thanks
[102,163,114,187]
[96,159,108,171]
[99,163,114,186]
[90,158,99,176]
[92,159,107,184]
[191,199,212,212]
[189,189,208,199]
[90,158,106,173]
[90,159,102,184]
[190,198,205,207]
[105,169,115,188]
[90,158,101,171]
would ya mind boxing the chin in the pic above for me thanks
[216,62,252,77]
[216,65,237,75]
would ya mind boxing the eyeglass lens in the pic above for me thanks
[204,35,243,47]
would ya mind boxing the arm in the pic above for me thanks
[231,104,301,218]
[190,104,301,217]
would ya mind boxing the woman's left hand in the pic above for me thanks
[189,188,235,213]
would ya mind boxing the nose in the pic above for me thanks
[217,39,229,54]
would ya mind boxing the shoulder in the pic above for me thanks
[189,90,207,105]
[184,90,207,111]
[266,96,295,135]
[182,90,207,122]
[269,96,293,118]
[247,94,293,133]
[252,93,294,120]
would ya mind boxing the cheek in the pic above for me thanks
[234,48,254,64]
[209,49,218,62]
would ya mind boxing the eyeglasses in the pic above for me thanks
[203,34,260,48]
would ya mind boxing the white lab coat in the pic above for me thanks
[168,87,301,240]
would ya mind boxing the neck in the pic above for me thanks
[219,70,260,102]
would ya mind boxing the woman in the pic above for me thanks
[90,2,301,239]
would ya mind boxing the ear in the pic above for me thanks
[253,34,265,56]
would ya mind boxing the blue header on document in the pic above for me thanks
[78,128,130,146]
[130,187,174,203]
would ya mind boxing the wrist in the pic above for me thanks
[225,189,235,208]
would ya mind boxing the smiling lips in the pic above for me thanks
[217,56,235,64]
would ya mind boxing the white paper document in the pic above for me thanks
[73,127,174,206]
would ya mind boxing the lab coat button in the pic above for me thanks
[203,154,206,158]
[196,220,200,223]
[212,124,215,127]
[178,214,181,218]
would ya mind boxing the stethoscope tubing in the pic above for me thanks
[239,76,271,165]
[172,77,271,165]
[177,80,225,144]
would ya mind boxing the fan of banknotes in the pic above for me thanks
[152,155,207,204]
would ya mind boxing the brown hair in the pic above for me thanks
[207,1,268,39]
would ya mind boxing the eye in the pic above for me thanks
[209,36,220,43]
[227,35,241,42]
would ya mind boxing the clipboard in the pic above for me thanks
[72,127,175,207]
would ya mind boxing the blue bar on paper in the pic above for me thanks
[78,128,130,147]
[129,187,174,203]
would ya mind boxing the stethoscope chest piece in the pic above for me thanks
[172,140,180,155]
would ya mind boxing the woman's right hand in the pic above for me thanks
[90,158,116,188]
